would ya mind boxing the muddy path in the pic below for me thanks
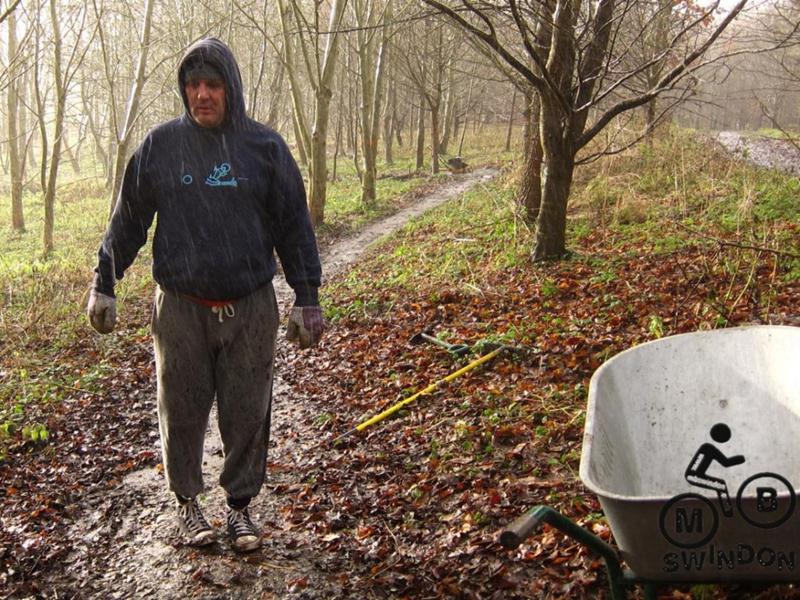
[716,131,800,176]
[48,168,497,599]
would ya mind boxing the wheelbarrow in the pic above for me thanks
[501,326,800,598]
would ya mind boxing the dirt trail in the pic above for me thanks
[54,168,497,599]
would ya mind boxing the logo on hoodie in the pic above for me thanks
[205,163,238,187]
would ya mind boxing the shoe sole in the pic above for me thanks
[186,530,216,547]
[231,537,261,553]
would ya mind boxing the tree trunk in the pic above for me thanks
[439,60,455,155]
[519,90,542,225]
[505,87,517,152]
[279,0,311,165]
[430,104,440,174]
[534,153,573,261]
[82,80,110,181]
[332,109,342,180]
[265,52,285,127]
[65,135,81,175]
[34,71,47,194]
[415,102,425,170]
[308,90,332,226]
[395,105,404,147]
[302,0,348,227]
[107,0,155,218]
[456,78,474,157]
[644,97,657,143]
[534,92,574,261]
[384,84,396,164]
[43,0,65,256]
[362,0,392,207]
[7,8,25,231]
[292,112,309,166]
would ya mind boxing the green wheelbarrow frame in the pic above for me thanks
[501,505,800,598]
[500,505,666,600]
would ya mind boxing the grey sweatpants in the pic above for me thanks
[151,283,278,501]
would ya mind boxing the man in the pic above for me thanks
[87,38,324,552]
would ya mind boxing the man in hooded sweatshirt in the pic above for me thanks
[86,38,324,553]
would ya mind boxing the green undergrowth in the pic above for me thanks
[571,128,799,269]
[325,125,800,332]
[324,176,531,321]
[751,128,800,140]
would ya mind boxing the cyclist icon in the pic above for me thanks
[684,423,745,517]
[660,422,794,549]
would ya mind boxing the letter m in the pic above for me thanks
[675,508,703,533]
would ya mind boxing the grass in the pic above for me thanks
[327,126,800,332]
[752,128,800,140]
[572,128,799,253]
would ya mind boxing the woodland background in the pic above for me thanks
[2,1,800,598]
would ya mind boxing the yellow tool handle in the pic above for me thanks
[354,347,503,432]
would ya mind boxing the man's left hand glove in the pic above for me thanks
[87,289,116,334]
[286,306,325,349]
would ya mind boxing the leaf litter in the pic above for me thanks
[2,154,800,599]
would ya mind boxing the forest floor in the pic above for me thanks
[2,131,800,600]
[1,168,500,599]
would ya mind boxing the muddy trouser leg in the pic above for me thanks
[215,284,279,502]
[152,287,216,499]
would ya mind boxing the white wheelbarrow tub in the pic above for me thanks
[579,326,800,582]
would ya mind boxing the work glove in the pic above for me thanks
[286,306,325,349]
[87,289,116,334]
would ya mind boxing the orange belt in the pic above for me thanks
[181,294,240,308]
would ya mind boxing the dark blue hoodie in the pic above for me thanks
[93,38,321,305]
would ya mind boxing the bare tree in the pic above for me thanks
[749,1,800,140]
[6,5,25,231]
[398,14,457,174]
[422,0,749,260]
[41,0,97,254]
[96,0,156,217]
[0,0,21,27]
[352,0,393,207]
[279,0,349,226]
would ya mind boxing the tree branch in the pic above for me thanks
[0,0,21,26]
[420,0,545,90]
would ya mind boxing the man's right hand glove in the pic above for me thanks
[87,289,116,334]
[286,306,325,349]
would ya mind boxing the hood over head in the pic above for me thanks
[178,38,247,129]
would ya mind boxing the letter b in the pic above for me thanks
[757,487,778,512]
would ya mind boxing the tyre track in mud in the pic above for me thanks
[51,168,498,599]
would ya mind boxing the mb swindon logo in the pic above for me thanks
[658,423,796,573]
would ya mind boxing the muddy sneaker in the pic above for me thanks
[226,506,260,552]
[176,497,216,547]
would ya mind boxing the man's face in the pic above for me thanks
[185,77,226,128]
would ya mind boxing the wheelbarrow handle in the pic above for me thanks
[499,506,548,549]
[500,506,628,600]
